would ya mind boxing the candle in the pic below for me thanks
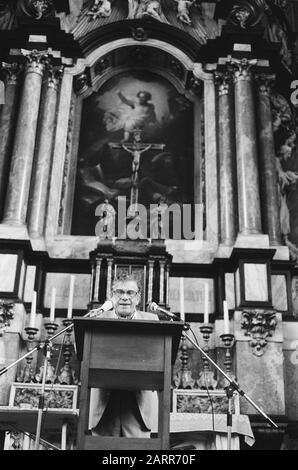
[67,275,75,319]
[29,291,37,328]
[180,277,185,322]
[223,300,229,334]
[50,288,56,322]
[204,282,209,324]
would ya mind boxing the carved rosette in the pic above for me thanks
[18,0,54,20]
[0,300,14,336]
[227,0,265,29]
[241,309,277,356]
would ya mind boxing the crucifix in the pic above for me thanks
[110,129,165,211]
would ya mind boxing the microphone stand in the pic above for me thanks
[180,322,279,449]
[0,312,92,450]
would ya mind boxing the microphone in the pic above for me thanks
[148,302,181,321]
[85,299,114,318]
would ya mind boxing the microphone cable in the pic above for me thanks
[38,330,67,444]
[187,325,216,438]
[0,422,61,450]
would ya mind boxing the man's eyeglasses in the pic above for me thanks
[113,289,139,298]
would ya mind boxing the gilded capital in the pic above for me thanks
[215,71,233,96]
[229,57,257,82]
[47,65,64,90]
[1,62,22,86]
[22,49,49,75]
[255,73,276,96]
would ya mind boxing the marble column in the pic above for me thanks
[0,64,20,219]
[256,74,282,245]
[159,260,165,305]
[28,67,61,237]
[94,258,102,301]
[147,259,154,304]
[106,258,113,299]
[2,52,46,226]
[233,59,262,235]
[216,71,237,245]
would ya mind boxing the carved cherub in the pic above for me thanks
[87,0,112,20]
[174,0,194,25]
[127,0,168,23]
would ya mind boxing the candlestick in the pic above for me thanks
[29,291,37,328]
[50,288,56,322]
[180,277,185,322]
[204,282,209,324]
[223,300,229,334]
[67,275,75,319]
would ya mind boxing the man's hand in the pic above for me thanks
[88,309,102,318]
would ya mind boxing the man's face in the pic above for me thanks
[112,280,140,318]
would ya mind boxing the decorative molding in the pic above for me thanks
[0,299,14,336]
[188,75,203,96]
[73,70,88,94]
[169,58,184,80]
[227,0,265,30]
[130,26,149,42]
[10,382,78,410]
[94,54,112,76]
[18,0,55,20]
[174,391,237,414]
[241,309,277,356]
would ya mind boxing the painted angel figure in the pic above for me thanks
[127,0,168,22]
[116,89,157,141]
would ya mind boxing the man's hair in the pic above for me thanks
[112,273,142,292]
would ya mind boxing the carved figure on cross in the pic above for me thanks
[110,129,165,208]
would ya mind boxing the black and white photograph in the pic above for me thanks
[0,0,297,457]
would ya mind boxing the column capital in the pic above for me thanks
[22,49,49,75]
[255,73,276,96]
[47,65,64,90]
[214,71,233,96]
[228,57,258,82]
[1,62,22,86]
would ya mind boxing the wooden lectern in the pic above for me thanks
[73,317,183,450]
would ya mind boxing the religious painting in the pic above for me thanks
[71,71,194,236]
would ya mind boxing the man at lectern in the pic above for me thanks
[88,273,158,438]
